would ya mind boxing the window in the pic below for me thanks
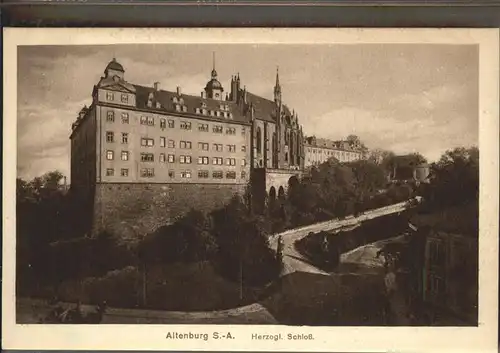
[226,127,236,135]
[241,145,246,152]
[195,108,201,114]
[241,159,246,166]
[226,158,236,166]
[256,127,262,153]
[121,151,129,161]
[212,171,223,179]
[226,171,236,179]
[107,111,115,122]
[141,153,154,162]
[106,92,114,101]
[121,133,128,144]
[106,150,114,160]
[140,138,154,147]
[180,121,191,130]
[213,143,223,152]
[168,170,175,178]
[160,153,166,162]
[180,141,192,149]
[106,168,114,176]
[181,170,192,179]
[241,171,247,179]
[140,168,155,178]
[198,123,209,132]
[198,156,209,165]
[175,104,181,112]
[198,142,209,151]
[168,154,175,163]
[160,118,166,128]
[160,137,166,147]
[179,155,192,164]
[106,131,114,143]
[212,157,223,165]
[140,116,154,126]
[227,144,236,152]
[156,102,161,109]
[182,106,187,112]
[213,125,223,133]
[242,127,246,136]
[168,119,175,128]
[121,113,129,124]
[121,94,128,103]
[198,170,209,179]
[120,168,129,177]
[168,140,175,148]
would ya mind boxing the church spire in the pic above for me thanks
[274,66,282,104]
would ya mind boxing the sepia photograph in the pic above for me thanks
[3,28,498,352]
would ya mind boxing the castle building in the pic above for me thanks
[70,58,304,237]
[303,136,362,167]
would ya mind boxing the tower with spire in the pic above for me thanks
[274,66,282,105]
[204,52,224,100]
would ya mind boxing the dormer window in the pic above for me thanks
[147,100,153,108]
[223,112,228,118]
[195,108,201,114]
[229,113,233,119]
[201,102,207,108]
[106,92,114,101]
[156,102,161,109]
[121,93,128,103]
[175,104,181,112]
[209,110,215,117]
[173,97,178,103]
[216,111,221,117]
[179,98,184,105]
[202,109,207,115]
[182,105,187,112]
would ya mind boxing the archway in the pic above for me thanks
[278,186,285,200]
[269,186,277,212]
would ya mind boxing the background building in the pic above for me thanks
[70,58,304,237]
[303,136,363,167]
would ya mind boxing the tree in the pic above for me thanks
[427,146,479,208]
[211,196,281,287]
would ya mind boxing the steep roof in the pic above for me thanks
[133,84,250,125]
[245,92,278,123]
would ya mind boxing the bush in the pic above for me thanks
[211,196,281,286]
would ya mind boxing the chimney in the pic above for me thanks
[154,82,160,91]
[176,86,182,96]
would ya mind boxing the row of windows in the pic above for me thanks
[105,132,245,152]
[105,92,235,120]
[106,92,129,103]
[105,111,245,135]
[105,150,246,166]
[308,147,359,158]
[105,168,246,180]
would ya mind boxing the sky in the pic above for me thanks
[17,44,478,181]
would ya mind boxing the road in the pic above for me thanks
[269,198,418,277]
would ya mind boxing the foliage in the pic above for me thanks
[137,209,216,265]
[285,158,391,226]
[425,146,479,208]
[211,196,281,286]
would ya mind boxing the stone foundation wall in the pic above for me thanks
[92,182,246,239]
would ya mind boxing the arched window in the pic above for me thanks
[256,127,262,153]
[272,132,277,168]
